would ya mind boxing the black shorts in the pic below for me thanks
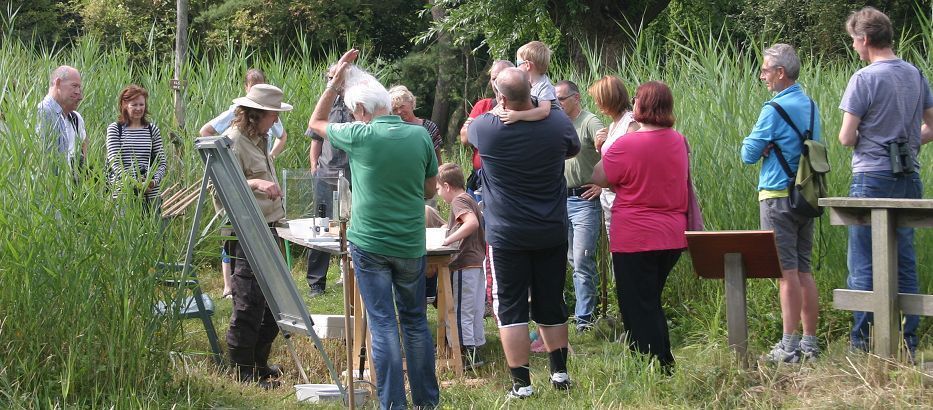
[489,243,569,327]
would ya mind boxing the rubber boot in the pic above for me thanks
[228,345,256,383]
[254,342,283,379]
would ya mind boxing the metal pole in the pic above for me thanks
[341,219,355,409]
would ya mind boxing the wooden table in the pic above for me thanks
[277,227,464,380]
[819,197,933,357]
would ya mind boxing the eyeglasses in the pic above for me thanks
[759,66,781,76]
[516,58,529,67]
[557,92,577,102]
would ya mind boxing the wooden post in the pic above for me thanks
[723,253,749,367]
[870,208,898,357]
[174,0,188,129]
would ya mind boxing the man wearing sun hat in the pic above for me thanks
[219,83,293,390]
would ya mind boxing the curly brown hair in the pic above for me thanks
[232,106,268,140]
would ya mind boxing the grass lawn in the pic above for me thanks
[167,250,932,408]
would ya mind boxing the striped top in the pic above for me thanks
[106,122,166,200]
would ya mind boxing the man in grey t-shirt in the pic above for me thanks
[304,65,353,297]
[837,7,933,357]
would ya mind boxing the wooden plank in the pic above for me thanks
[686,231,782,279]
[834,289,933,316]
[833,289,874,311]
[870,209,898,357]
[723,253,749,368]
[827,206,933,228]
[820,197,933,209]
[828,207,870,227]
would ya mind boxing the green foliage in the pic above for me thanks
[79,0,177,59]
[194,0,427,60]
[420,0,562,58]
[1,0,80,45]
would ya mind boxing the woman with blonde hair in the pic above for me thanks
[588,76,639,234]
[389,85,443,165]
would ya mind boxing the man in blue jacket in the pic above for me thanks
[742,43,822,363]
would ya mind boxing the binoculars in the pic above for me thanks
[888,139,915,174]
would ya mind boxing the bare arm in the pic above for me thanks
[838,111,861,147]
[921,107,933,145]
[269,130,287,159]
[459,118,473,145]
[247,179,282,200]
[442,210,479,246]
[309,138,323,172]
[500,99,551,124]
[590,160,609,188]
[309,49,360,138]
[199,123,217,137]
[424,176,437,199]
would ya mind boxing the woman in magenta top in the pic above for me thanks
[592,80,688,371]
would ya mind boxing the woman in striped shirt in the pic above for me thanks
[106,84,166,210]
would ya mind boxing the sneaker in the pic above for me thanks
[308,285,325,298]
[799,340,820,361]
[763,341,800,364]
[550,371,572,390]
[506,383,533,399]
[576,323,593,334]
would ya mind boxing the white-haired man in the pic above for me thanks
[37,65,87,166]
[307,49,439,410]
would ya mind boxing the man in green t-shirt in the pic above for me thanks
[307,49,440,410]
[555,80,604,332]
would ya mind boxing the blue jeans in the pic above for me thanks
[847,171,923,351]
[349,243,439,409]
[567,195,602,326]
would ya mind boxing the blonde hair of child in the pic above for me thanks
[517,41,551,74]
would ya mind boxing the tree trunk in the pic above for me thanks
[174,0,188,130]
[430,1,452,145]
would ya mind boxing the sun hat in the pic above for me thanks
[232,84,293,112]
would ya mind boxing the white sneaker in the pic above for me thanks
[506,384,533,399]
[550,372,572,390]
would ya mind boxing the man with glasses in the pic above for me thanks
[304,64,354,298]
[555,80,604,333]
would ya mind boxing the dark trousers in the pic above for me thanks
[305,249,331,289]
[612,249,681,367]
[306,178,337,288]
[226,237,280,350]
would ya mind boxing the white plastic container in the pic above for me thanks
[294,384,369,404]
[426,227,446,249]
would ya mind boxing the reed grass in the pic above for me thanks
[0,10,931,407]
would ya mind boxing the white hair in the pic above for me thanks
[342,65,390,116]
[763,43,801,80]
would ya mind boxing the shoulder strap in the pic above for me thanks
[767,100,813,142]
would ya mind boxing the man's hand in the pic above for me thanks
[249,179,282,200]
[594,127,608,152]
[580,184,602,201]
[762,143,773,157]
[330,49,360,90]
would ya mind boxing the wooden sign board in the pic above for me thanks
[686,230,782,279]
